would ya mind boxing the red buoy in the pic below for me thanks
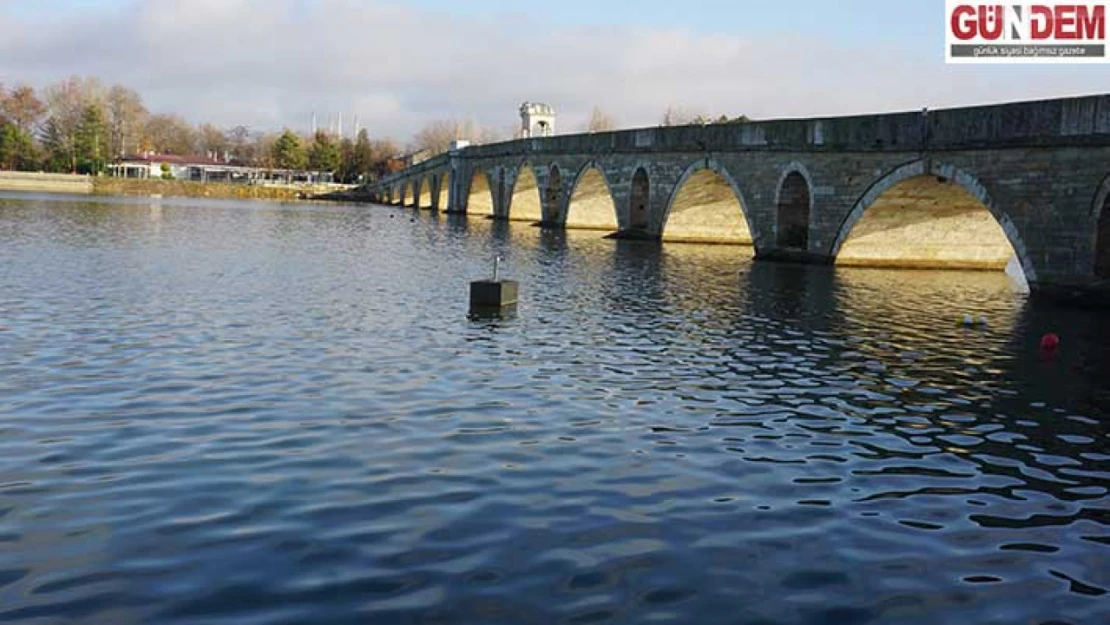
[1040,333,1060,351]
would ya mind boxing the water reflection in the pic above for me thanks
[0,194,1106,625]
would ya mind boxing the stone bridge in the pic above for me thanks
[363,95,1110,299]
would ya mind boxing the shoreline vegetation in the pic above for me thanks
[0,171,349,201]
[2,75,752,187]
[0,76,400,184]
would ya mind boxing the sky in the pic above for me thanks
[1,0,1108,144]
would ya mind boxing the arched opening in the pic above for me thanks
[437,172,451,211]
[467,170,495,217]
[507,165,543,222]
[418,176,432,208]
[629,167,650,230]
[777,172,810,250]
[546,165,563,223]
[663,165,752,247]
[565,165,618,231]
[836,173,1020,272]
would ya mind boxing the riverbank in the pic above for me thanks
[92,178,318,201]
[0,171,93,194]
[0,171,352,201]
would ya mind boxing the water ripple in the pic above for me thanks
[0,195,1106,624]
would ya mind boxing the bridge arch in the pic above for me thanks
[775,162,814,250]
[831,160,1036,281]
[436,172,451,211]
[418,175,433,208]
[466,168,495,217]
[563,160,619,231]
[1095,173,1110,278]
[506,162,543,222]
[661,158,753,248]
[398,182,408,207]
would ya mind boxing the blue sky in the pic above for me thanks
[0,0,1105,142]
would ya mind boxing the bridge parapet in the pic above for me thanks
[447,94,1110,159]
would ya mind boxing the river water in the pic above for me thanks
[0,193,1106,625]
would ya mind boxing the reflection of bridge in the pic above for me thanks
[362,95,1110,299]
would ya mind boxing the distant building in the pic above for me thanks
[386,148,432,173]
[405,149,433,167]
[107,153,333,184]
[520,102,556,138]
[385,157,407,174]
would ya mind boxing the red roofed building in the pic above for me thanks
[108,153,333,184]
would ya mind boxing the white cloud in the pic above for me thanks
[1,0,1107,144]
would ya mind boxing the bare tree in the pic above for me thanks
[253,131,278,168]
[105,84,147,157]
[412,119,506,156]
[225,125,254,163]
[412,120,460,155]
[661,105,709,127]
[143,114,196,155]
[1,84,46,133]
[662,106,749,126]
[476,124,506,145]
[197,123,229,157]
[585,106,616,132]
[42,76,105,171]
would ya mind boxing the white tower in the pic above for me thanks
[520,102,556,138]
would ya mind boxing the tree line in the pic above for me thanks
[0,76,401,183]
[0,75,751,180]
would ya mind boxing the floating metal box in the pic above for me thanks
[470,280,519,310]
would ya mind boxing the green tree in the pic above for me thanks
[307,130,340,172]
[271,129,305,170]
[39,116,71,172]
[74,103,108,174]
[0,123,38,170]
[336,137,355,182]
[338,128,376,182]
[44,75,105,172]
[160,163,173,180]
